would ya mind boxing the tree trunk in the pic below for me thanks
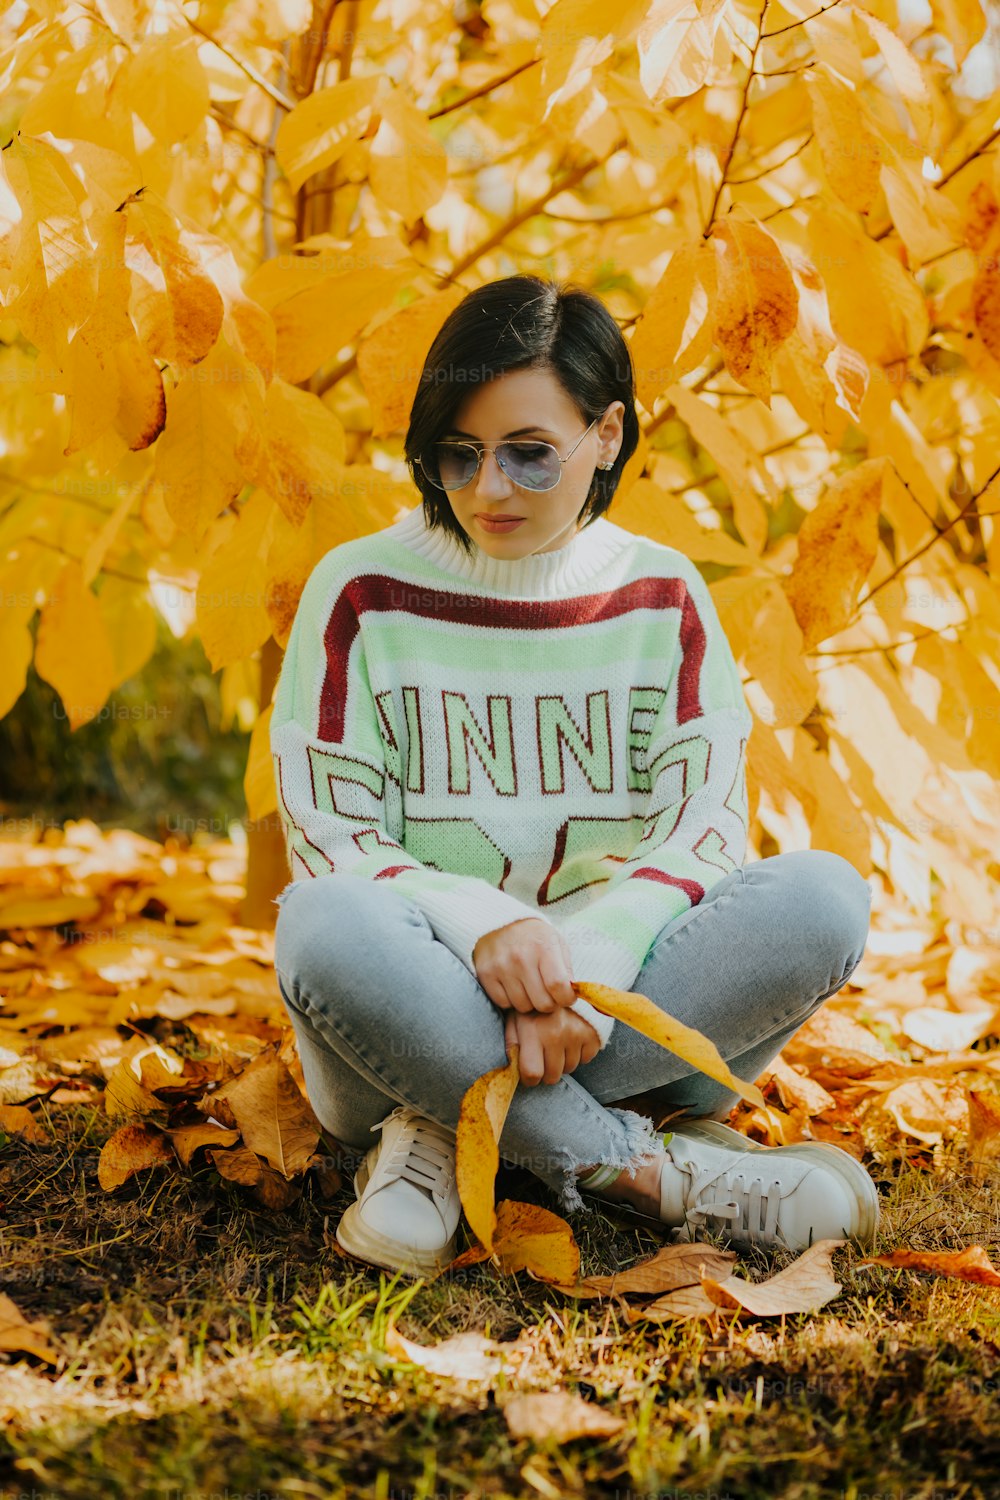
[240,634,288,930]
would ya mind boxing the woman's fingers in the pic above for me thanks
[504,1007,595,1087]
[505,973,541,1013]
[516,1023,547,1085]
[542,1040,570,1086]
[473,919,579,1017]
[538,948,576,1008]
[504,1010,519,1058]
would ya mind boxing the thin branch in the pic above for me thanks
[454,140,630,278]
[726,132,813,185]
[660,425,816,492]
[0,472,145,524]
[19,534,174,590]
[334,0,359,83]
[809,622,965,657]
[753,60,816,77]
[313,138,630,397]
[701,0,770,236]
[449,137,536,178]
[182,13,296,112]
[227,172,296,226]
[761,0,843,37]
[937,124,1000,188]
[428,59,541,120]
[852,461,1000,616]
[209,106,275,156]
[888,464,953,533]
[544,197,675,223]
[262,42,289,261]
[758,193,821,221]
[641,359,724,441]
[300,0,339,98]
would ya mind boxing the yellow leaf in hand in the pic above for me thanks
[573,982,767,1109]
[456,1047,520,1254]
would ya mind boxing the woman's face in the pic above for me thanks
[438,367,624,557]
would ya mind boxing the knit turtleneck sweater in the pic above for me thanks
[270,502,753,1049]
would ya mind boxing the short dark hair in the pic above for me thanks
[403,274,640,556]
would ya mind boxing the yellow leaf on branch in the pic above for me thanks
[274,76,381,194]
[709,218,798,408]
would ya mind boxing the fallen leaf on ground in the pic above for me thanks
[765,1055,837,1116]
[966,1086,1000,1178]
[699,1237,846,1315]
[491,1199,580,1285]
[901,1005,996,1053]
[0,1104,49,1142]
[200,1043,321,1175]
[875,1077,969,1144]
[500,1390,625,1441]
[168,1120,241,1167]
[97,1121,176,1190]
[384,1317,527,1388]
[0,1294,58,1363]
[631,1239,847,1320]
[208,1140,264,1185]
[625,1281,725,1322]
[857,1245,1000,1287]
[552,1241,737,1298]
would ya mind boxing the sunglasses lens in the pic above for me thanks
[419,446,474,491]
[500,442,560,490]
[421,440,562,491]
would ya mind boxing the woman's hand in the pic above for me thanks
[504,1006,602,1086]
[472,917,577,1014]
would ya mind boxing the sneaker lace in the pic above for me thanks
[371,1107,456,1199]
[675,1158,787,1249]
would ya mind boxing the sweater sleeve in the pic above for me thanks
[269,555,613,1038]
[556,561,753,1000]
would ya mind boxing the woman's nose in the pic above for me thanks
[474,450,513,500]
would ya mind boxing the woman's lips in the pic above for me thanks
[476,514,525,531]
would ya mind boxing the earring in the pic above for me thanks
[599,460,614,470]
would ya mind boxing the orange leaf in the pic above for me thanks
[709,218,798,405]
[858,1245,1000,1287]
[98,1121,176,1191]
[491,1199,580,1286]
[0,1293,58,1364]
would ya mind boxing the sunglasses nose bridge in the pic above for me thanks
[470,444,514,494]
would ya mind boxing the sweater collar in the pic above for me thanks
[386,503,628,597]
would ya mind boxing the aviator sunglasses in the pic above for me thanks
[417,414,607,493]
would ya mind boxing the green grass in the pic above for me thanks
[2,1100,999,1500]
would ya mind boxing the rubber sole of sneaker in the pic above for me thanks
[667,1118,880,1247]
[334,1146,458,1278]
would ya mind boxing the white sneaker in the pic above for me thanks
[655,1118,880,1254]
[335,1105,461,1277]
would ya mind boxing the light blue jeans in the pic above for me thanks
[273,851,872,1215]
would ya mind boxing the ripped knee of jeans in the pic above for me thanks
[553,1105,664,1216]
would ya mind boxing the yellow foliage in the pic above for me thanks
[0,0,999,941]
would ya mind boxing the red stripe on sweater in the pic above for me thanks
[318,575,705,742]
[629,868,705,902]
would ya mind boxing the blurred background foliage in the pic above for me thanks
[0,618,251,843]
